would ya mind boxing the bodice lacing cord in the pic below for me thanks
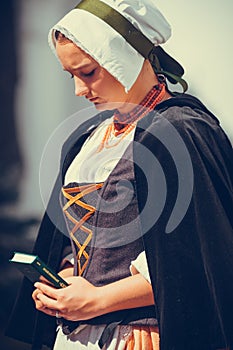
[62,183,103,276]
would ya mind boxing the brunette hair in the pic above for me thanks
[54,30,71,44]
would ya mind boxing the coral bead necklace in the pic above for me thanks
[96,83,166,153]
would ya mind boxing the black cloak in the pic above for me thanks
[5,93,233,350]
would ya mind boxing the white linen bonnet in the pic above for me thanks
[48,0,186,92]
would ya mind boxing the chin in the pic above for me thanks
[94,101,120,111]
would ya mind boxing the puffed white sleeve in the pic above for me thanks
[130,251,151,283]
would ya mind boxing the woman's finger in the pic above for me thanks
[40,307,62,318]
[32,289,45,309]
[36,292,58,310]
[34,282,58,299]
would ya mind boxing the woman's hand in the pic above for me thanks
[32,274,154,321]
[32,276,99,321]
[58,266,74,279]
[32,266,75,313]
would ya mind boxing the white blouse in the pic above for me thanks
[65,116,136,185]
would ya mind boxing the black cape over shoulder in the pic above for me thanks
[5,94,233,350]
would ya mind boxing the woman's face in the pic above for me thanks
[56,40,130,110]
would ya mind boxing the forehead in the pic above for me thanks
[56,41,97,69]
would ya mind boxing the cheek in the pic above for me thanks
[92,77,114,98]
[93,70,127,101]
[104,76,127,100]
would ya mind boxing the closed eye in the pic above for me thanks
[80,69,96,78]
[64,68,96,79]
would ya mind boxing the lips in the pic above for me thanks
[88,97,99,103]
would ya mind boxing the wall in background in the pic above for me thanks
[156,0,233,137]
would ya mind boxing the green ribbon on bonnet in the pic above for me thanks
[75,0,188,91]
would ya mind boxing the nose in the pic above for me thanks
[74,76,89,97]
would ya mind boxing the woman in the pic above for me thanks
[6,1,233,349]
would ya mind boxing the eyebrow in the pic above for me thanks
[63,63,95,72]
